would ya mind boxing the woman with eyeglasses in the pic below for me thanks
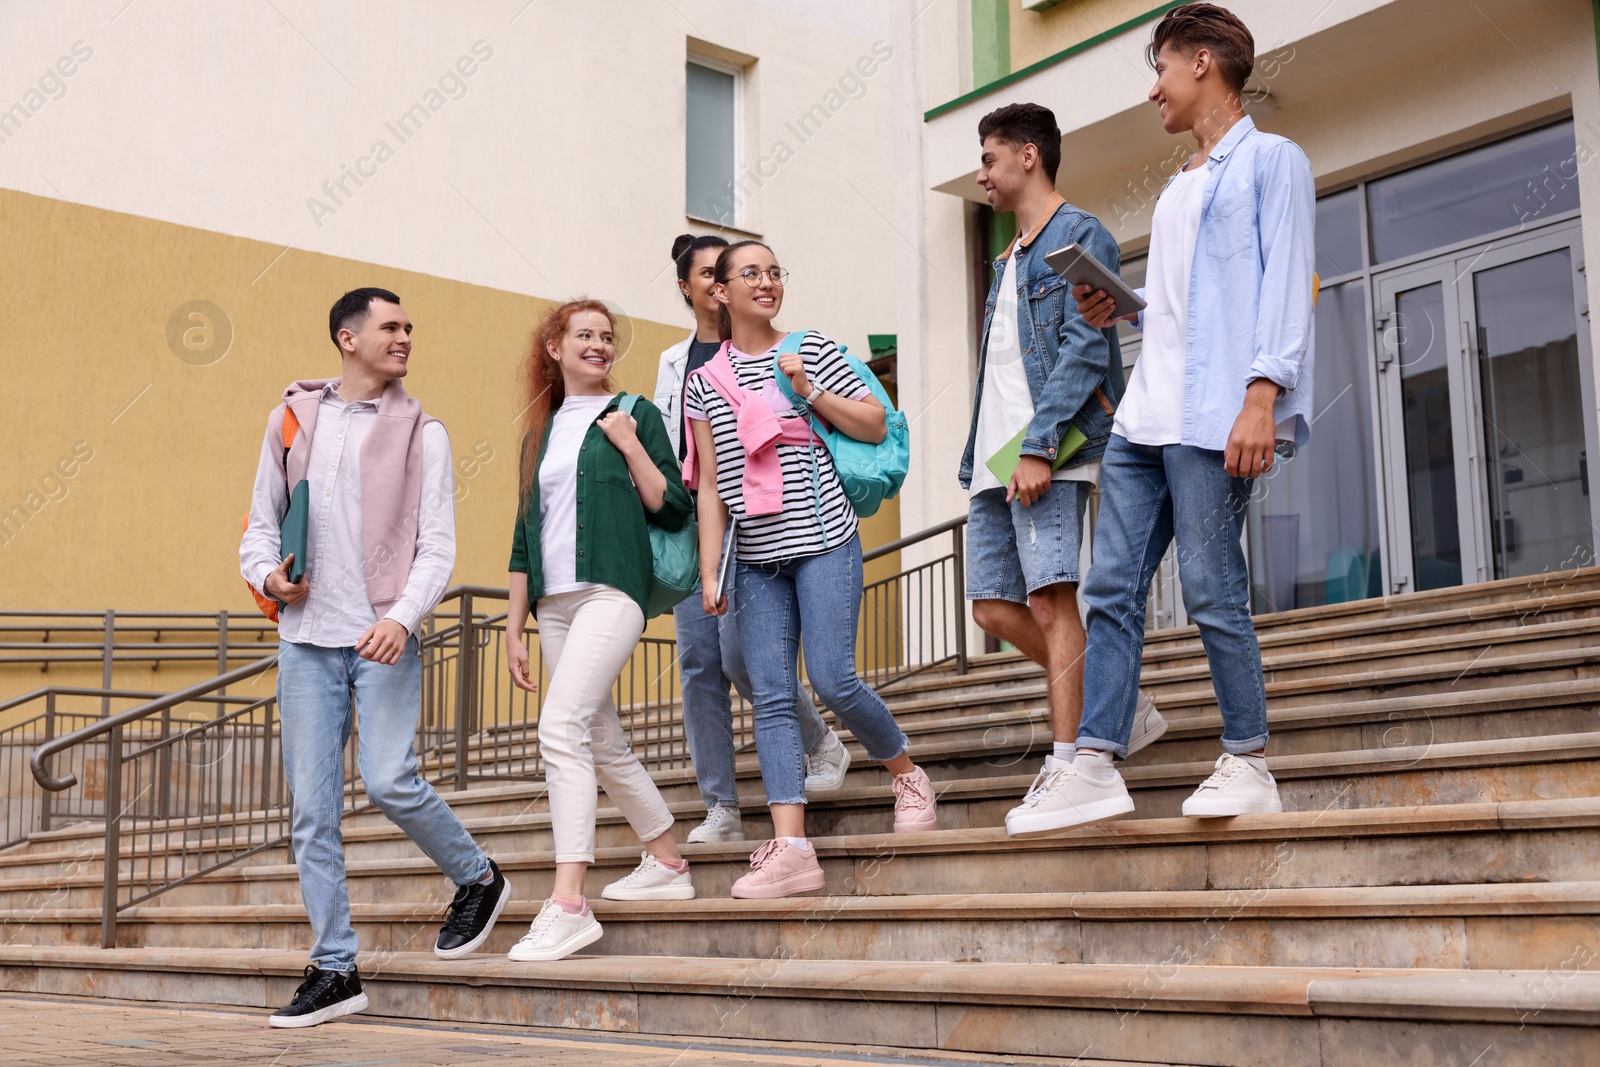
[682,240,937,899]
[652,235,852,847]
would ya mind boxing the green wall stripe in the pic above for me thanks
[928,1,1189,121]
[971,0,1011,87]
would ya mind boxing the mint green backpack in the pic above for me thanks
[619,394,700,617]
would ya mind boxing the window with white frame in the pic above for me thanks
[686,56,741,227]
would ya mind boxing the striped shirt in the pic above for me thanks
[685,331,870,563]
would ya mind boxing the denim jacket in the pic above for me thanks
[1132,115,1317,451]
[959,198,1125,490]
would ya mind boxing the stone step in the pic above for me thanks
[11,882,1600,972]
[17,685,1598,887]
[19,795,1600,903]
[1,946,1595,1066]
[6,742,1593,908]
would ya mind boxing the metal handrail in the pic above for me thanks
[29,655,281,791]
[11,513,973,945]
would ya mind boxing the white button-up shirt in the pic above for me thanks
[241,384,456,648]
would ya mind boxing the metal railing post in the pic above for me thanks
[216,610,229,692]
[952,524,969,675]
[454,593,474,792]
[40,692,56,833]
[100,722,122,949]
[101,609,114,716]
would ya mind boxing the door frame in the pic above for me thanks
[1372,221,1595,593]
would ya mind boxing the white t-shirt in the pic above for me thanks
[539,394,614,596]
[1115,163,1209,447]
[971,240,1100,495]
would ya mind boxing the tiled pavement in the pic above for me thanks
[0,994,1156,1066]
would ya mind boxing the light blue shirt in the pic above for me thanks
[1133,115,1316,452]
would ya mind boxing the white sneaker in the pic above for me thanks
[1181,754,1284,817]
[1126,691,1169,756]
[1004,756,1135,836]
[601,852,695,901]
[506,900,603,962]
[803,730,852,794]
[686,805,744,843]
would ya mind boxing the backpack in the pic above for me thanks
[242,407,307,622]
[618,394,700,618]
[769,332,909,518]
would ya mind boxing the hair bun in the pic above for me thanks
[670,233,697,263]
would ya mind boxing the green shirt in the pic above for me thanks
[508,394,690,616]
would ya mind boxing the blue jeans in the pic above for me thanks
[966,482,1091,603]
[1076,435,1270,757]
[674,582,827,811]
[278,638,491,971]
[734,536,909,804]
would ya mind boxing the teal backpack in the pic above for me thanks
[770,332,909,519]
[619,394,700,617]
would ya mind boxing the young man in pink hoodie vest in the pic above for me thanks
[241,288,512,1028]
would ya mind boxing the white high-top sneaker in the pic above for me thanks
[803,729,852,793]
[506,900,602,963]
[686,805,744,843]
[600,852,695,901]
[1126,691,1169,756]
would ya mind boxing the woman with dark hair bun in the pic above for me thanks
[651,235,847,846]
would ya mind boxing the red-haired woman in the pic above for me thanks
[503,299,693,962]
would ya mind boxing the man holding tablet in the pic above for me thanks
[1061,2,1317,828]
[958,102,1167,838]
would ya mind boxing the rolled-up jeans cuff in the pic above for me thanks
[1073,734,1127,761]
[555,851,595,865]
[1221,732,1269,755]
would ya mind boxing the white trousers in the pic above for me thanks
[535,586,675,863]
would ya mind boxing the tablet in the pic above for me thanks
[1044,243,1147,316]
[714,517,738,606]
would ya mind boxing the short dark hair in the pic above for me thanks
[670,233,730,307]
[328,287,401,348]
[977,102,1061,183]
[1148,3,1254,93]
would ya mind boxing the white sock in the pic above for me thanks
[1052,741,1076,762]
[477,868,496,886]
[1073,749,1117,782]
[1235,752,1269,775]
[782,836,813,851]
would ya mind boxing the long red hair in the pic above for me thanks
[518,298,618,501]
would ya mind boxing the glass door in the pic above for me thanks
[1375,265,1475,593]
[1463,230,1596,580]
[1375,225,1596,593]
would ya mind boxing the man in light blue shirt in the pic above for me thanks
[1015,2,1315,834]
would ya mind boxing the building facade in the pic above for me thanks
[894,0,1600,628]
[0,0,902,626]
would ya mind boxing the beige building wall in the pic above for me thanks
[0,1,907,701]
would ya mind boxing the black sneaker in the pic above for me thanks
[268,965,368,1028]
[434,858,511,959]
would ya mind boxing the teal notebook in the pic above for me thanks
[279,478,310,597]
[984,425,1088,486]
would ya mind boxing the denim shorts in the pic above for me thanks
[966,482,1090,604]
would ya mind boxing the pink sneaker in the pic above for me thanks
[729,840,826,899]
[892,766,938,832]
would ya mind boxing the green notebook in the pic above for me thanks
[984,424,1088,487]
[278,478,310,600]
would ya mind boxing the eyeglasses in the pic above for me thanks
[737,267,790,287]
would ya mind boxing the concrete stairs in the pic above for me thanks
[3,570,1600,1063]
